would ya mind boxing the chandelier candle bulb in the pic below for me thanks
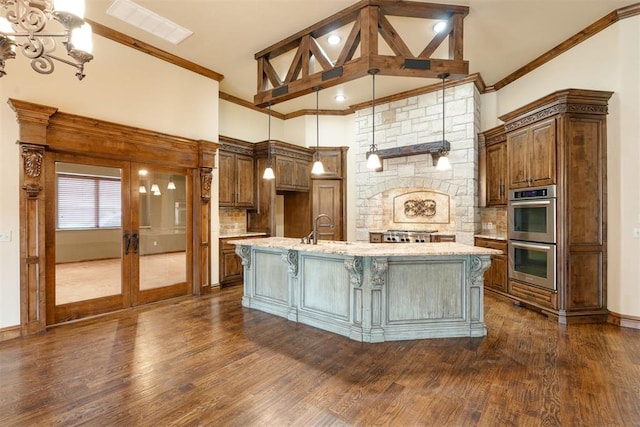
[71,22,93,54]
[0,17,13,35]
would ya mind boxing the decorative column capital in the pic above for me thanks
[235,245,252,269]
[370,257,388,288]
[282,249,299,277]
[200,167,213,203]
[344,256,364,287]
[20,145,45,198]
[470,255,491,287]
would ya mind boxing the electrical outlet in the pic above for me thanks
[634,228,640,239]
[0,230,11,242]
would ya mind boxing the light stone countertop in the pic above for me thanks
[228,237,501,257]
[220,232,268,239]
[474,233,507,241]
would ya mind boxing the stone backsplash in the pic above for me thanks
[479,206,507,234]
[219,208,247,236]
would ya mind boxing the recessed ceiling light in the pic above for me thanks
[433,21,447,34]
[327,34,341,45]
[107,0,193,45]
[334,94,345,102]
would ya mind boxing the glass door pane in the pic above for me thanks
[54,162,124,305]
[136,168,188,292]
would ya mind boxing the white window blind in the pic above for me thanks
[57,174,122,229]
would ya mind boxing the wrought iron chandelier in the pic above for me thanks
[0,0,94,80]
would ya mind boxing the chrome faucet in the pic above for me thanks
[312,214,334,245]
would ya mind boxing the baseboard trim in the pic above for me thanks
[0,325,21,342]
[608,311,640,330]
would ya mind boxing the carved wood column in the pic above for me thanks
[7,99,57,336]
[195,140,218,295]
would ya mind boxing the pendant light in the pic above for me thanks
[311,86,325,175]
[150,183,161,196]
[366,69,382,170]
[167,176,176,190]
[263,103,275,180]
[436,73,451,171]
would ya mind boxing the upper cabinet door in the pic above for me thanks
[486,141,507,205]
[528,119,556,187]
[218,151,255,209]
[235,154,255,208]
[507,128,530,189]
[507,118,556,189]
[218,151,235,207]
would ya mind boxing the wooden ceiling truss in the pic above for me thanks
[254,0,469,107]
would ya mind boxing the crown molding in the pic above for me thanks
[87,19,224,82]
[487,3,640,92]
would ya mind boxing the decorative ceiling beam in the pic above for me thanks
[254,0,469,107]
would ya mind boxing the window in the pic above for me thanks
[57,174,122,229]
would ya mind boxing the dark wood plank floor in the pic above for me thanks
[1,286,639,426]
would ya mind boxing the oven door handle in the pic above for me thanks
[509,200,552,206]
[511,241,553,251]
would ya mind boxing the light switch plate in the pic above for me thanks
[0,230,11,242]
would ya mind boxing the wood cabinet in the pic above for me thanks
[219,237,243,286]
[498,89,613,323]
[430,234,456,242]
[314,147,344,179]
[275,156,310,191]
[474,237,507,294]
[479,125,508,206]
[219,235,265,287]
[218,137,256,208]
[312,180,343,241]
[248,140,315,236]
[311,147,348,241]
[506,117,556,189]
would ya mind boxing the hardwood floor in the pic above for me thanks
[56,252,187,304]
[1,286,639,426]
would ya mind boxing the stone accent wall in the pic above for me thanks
[355,82,481,245]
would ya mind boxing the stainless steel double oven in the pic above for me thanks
[508,185,557,291]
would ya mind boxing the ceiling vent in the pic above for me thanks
[107,0,193,45]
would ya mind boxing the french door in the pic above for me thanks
[46,154,192,324]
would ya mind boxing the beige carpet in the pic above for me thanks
[55,252,187,305]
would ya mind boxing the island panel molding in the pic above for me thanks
[232,237,498,342]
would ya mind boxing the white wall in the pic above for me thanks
[480,16,640,318]
[0,36,219,329]
[219,99,283,142]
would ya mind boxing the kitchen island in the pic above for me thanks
[230,237,500,342]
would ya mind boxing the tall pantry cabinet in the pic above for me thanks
[499,89,613,324]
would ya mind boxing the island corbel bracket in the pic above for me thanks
[254,0,469,107]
